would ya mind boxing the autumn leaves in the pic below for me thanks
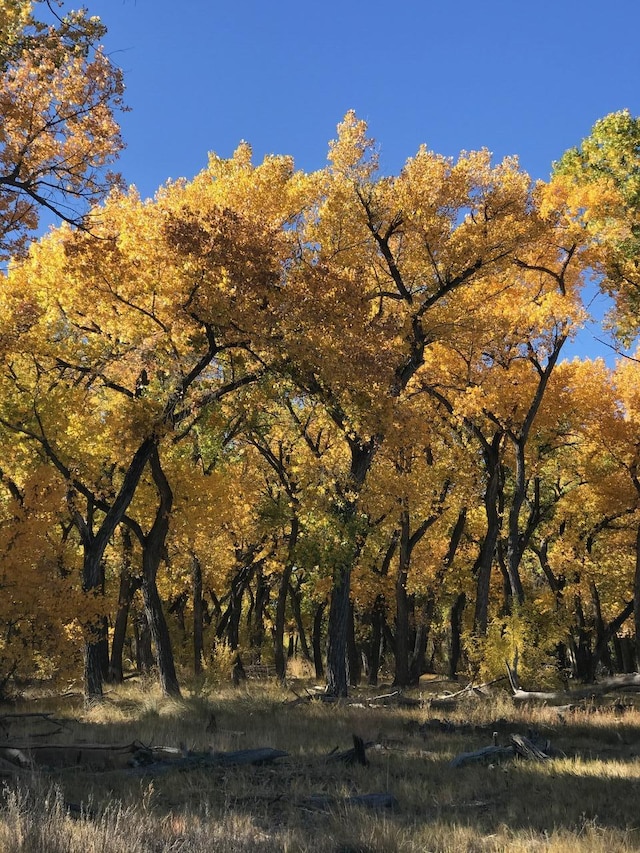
[0,9,639,698]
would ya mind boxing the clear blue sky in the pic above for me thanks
[85,0,640,361]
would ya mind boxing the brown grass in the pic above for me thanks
[0,677,639,851]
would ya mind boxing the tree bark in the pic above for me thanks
[108,528,140,684]
[367,595,386,686]
[449,592,466,678]
[326,563,351,696]
[192,552,204,677]
[347,601,361,687]
[274,516,299,682]
[313,601,326,679]
[134,607,154,673]
[126,445,181,698]
[288,581,312,662]
[473,436,503,636]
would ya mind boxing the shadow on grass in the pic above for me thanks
[1,684,640,850]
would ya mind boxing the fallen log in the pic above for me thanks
[450,744,515,768]
[302,792,398,811]
[115,746,289,777]
[0,741,153,771]
[450,733,553,768]
[512,675,640,705]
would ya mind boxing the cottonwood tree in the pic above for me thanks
[0,0,124,259]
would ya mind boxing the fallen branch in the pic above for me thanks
[451,733,553,768]
[512,674,640,705]
[327,735,372,766]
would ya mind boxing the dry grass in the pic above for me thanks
[0,677,639,851]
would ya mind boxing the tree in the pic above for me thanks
[0,1,124,259]
[553,110,640,339]
[277,112,583,695]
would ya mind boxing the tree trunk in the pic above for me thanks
[634,523,640,668]
[449,592,466,678]
[76,437,156,702]
[288,581,312,662]
[82,549,107,702]
[250,565,268,662]
[134,606,154,673]
[393,509,412,688]
[141,577,181,697]
[571,594,595,682]
[192,552,204,677]
[108,529,139,684]
[367,596,385,686]
[274,517,299,682]
[473,437,502,636]
[325,440,376,697]
[129,445,181,697]
[326,564,351,696]
[409,508,467,685]
[313,601,326,679]
[347,601,361,687]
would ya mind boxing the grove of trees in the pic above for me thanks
[1,3,640,701]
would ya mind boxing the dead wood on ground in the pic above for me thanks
[450,732,556,768]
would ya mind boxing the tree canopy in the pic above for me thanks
[0,9,638,699]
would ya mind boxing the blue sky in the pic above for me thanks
[84,0,640,362]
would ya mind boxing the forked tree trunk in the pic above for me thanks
[127,445,181,698]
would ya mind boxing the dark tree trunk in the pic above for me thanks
[449,592,466,678]
[274,517,299,682]
[108,529,140,684]
[591,581,613,675]
[634,524,640,668]
[192,552,204,676]
[97,616,110,682]
[347,601,361,687]
[129,445,181,698]
[141,578,180,696]
[393,509,412,688]
[473,436,502,636]
[168,592,188,642]
[288,581,312,661]
[326,563,352,696]
[313,601,326,679]
[367,595,385,686]
[571,594,595,682]
[325,440,376,697]
[134,606,154,673]
[409,508,467,685]
[75,437,156,702]
[82,549,108,702]
[250,565,268,662]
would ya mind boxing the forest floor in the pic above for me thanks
[0,675,638,852]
